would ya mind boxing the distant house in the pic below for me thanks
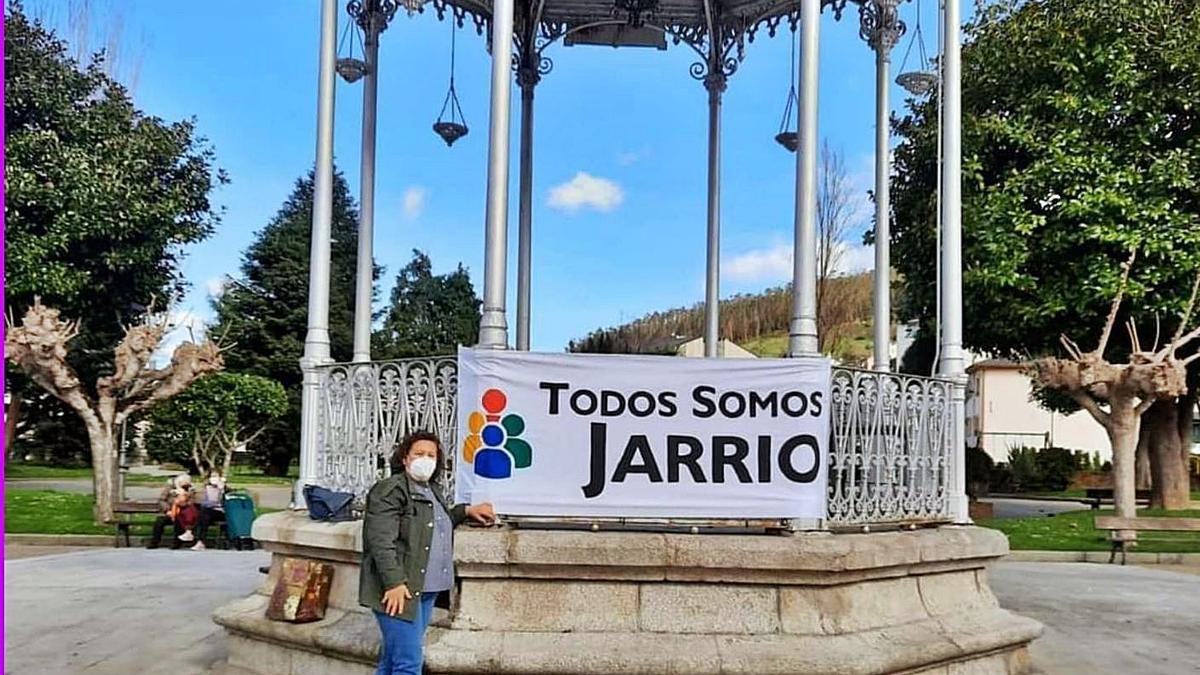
[676,338,757,359]
[965,359,1110,464]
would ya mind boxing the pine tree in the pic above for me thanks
[373,250,481,360]
[211,170,375,475]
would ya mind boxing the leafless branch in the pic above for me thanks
[1097,248,1137,357]
[1171,270,1200,347]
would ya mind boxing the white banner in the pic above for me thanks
[454,348,830,519]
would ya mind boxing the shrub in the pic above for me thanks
[966,447,994,498]
[1035,447,1077,491]
[1006,447,1040,489]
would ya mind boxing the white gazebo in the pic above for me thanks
[296,0,968,524]
[210,2,1042,674]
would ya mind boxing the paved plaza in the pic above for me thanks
[4,545,1199,674]
[4,546,270,675]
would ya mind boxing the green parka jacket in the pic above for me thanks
[358,473,467,621]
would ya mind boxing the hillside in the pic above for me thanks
[568,272,876,366]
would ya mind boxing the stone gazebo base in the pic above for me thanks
[213,512,1041,674]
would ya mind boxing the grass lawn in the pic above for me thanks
[5,489,280,535]
[6,463,298,486]
[743,333,790,358]
[977,508,1200,553]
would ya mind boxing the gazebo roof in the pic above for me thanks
[406,0,864,71]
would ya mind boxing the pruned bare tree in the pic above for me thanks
[29,0,146,92]
[816,141,872,359]
[1028,252,1200,541]
[5,300,224,522]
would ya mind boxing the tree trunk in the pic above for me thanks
[265,449,291,477]
[1108,408,1139,542]
[1144,399,1190,510]
[1135,426,1152,490]
[1179,399,1193,470]
[88,419,119,523]
[1180,369,1198,493]
[5,395,22,460]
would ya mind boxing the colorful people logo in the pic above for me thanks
[462,388,533,479]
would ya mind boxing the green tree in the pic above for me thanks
[3,6,224,461]
[373,250,481,360]
[210,171,374,475]
[143,373,288,479]
[888,0,1200,508]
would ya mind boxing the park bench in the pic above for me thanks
[1094,516,1200,564]
[113,500,160,547]
[112,500,228,548]
[1084,488,1152,510]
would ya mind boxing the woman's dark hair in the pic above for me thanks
[391,431,445,481]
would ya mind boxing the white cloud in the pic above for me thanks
[726,243,794,283]
[402,186,429,220]
[547,172,624,213]
[150,310,208,367]
[725,240,876,284]
[829,241,875,276]
[204,277,229,300]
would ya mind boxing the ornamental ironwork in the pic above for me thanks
[613,0,659,28]
[827,368,953,525]
[315,357,954,526]
[858,0,905,53]
[347,0,401,33]
[394,0,860,89]
[316,357,460,502]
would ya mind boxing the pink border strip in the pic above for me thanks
[2,6,10,667]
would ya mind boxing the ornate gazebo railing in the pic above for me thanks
[315,357,953,526]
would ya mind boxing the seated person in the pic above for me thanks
[171,487,200,545]
[193,471,227,551]
[147,474,196,550]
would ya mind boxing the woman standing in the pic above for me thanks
[360,431,496,675]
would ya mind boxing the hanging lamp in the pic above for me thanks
[774,28,799,152]
[433,19,469,146]
[895,0,937,95]
[335,11,369,83]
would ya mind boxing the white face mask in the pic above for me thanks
[407,456,437,483]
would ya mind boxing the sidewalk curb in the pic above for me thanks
[1004,550,1200,564]
[5,533,147,547]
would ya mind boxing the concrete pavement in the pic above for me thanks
[4,547,270,675]
[991,562,1200,675]
[983,497,1089,519]
[5,549,1199,674]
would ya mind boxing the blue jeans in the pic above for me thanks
[373,592,439,675]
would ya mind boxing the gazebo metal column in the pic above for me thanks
[297,0,338,507]
[351,0,397,363]
[515,69,535,351]
[939,0,969,522]
[478,0,517,349]
[702,61,725,358]
[861,0,903,372]
[514,4,549,353]
[788,0,821,357]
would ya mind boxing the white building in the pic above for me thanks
[964,359,1110,464]
[676,337,757,359]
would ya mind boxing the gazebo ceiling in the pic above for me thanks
[412,0,864,62]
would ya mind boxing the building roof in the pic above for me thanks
[966,358,1027,373]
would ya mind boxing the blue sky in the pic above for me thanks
[37,0,945,353]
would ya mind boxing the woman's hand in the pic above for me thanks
[465,502,497,526]
[382,583,412,617]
